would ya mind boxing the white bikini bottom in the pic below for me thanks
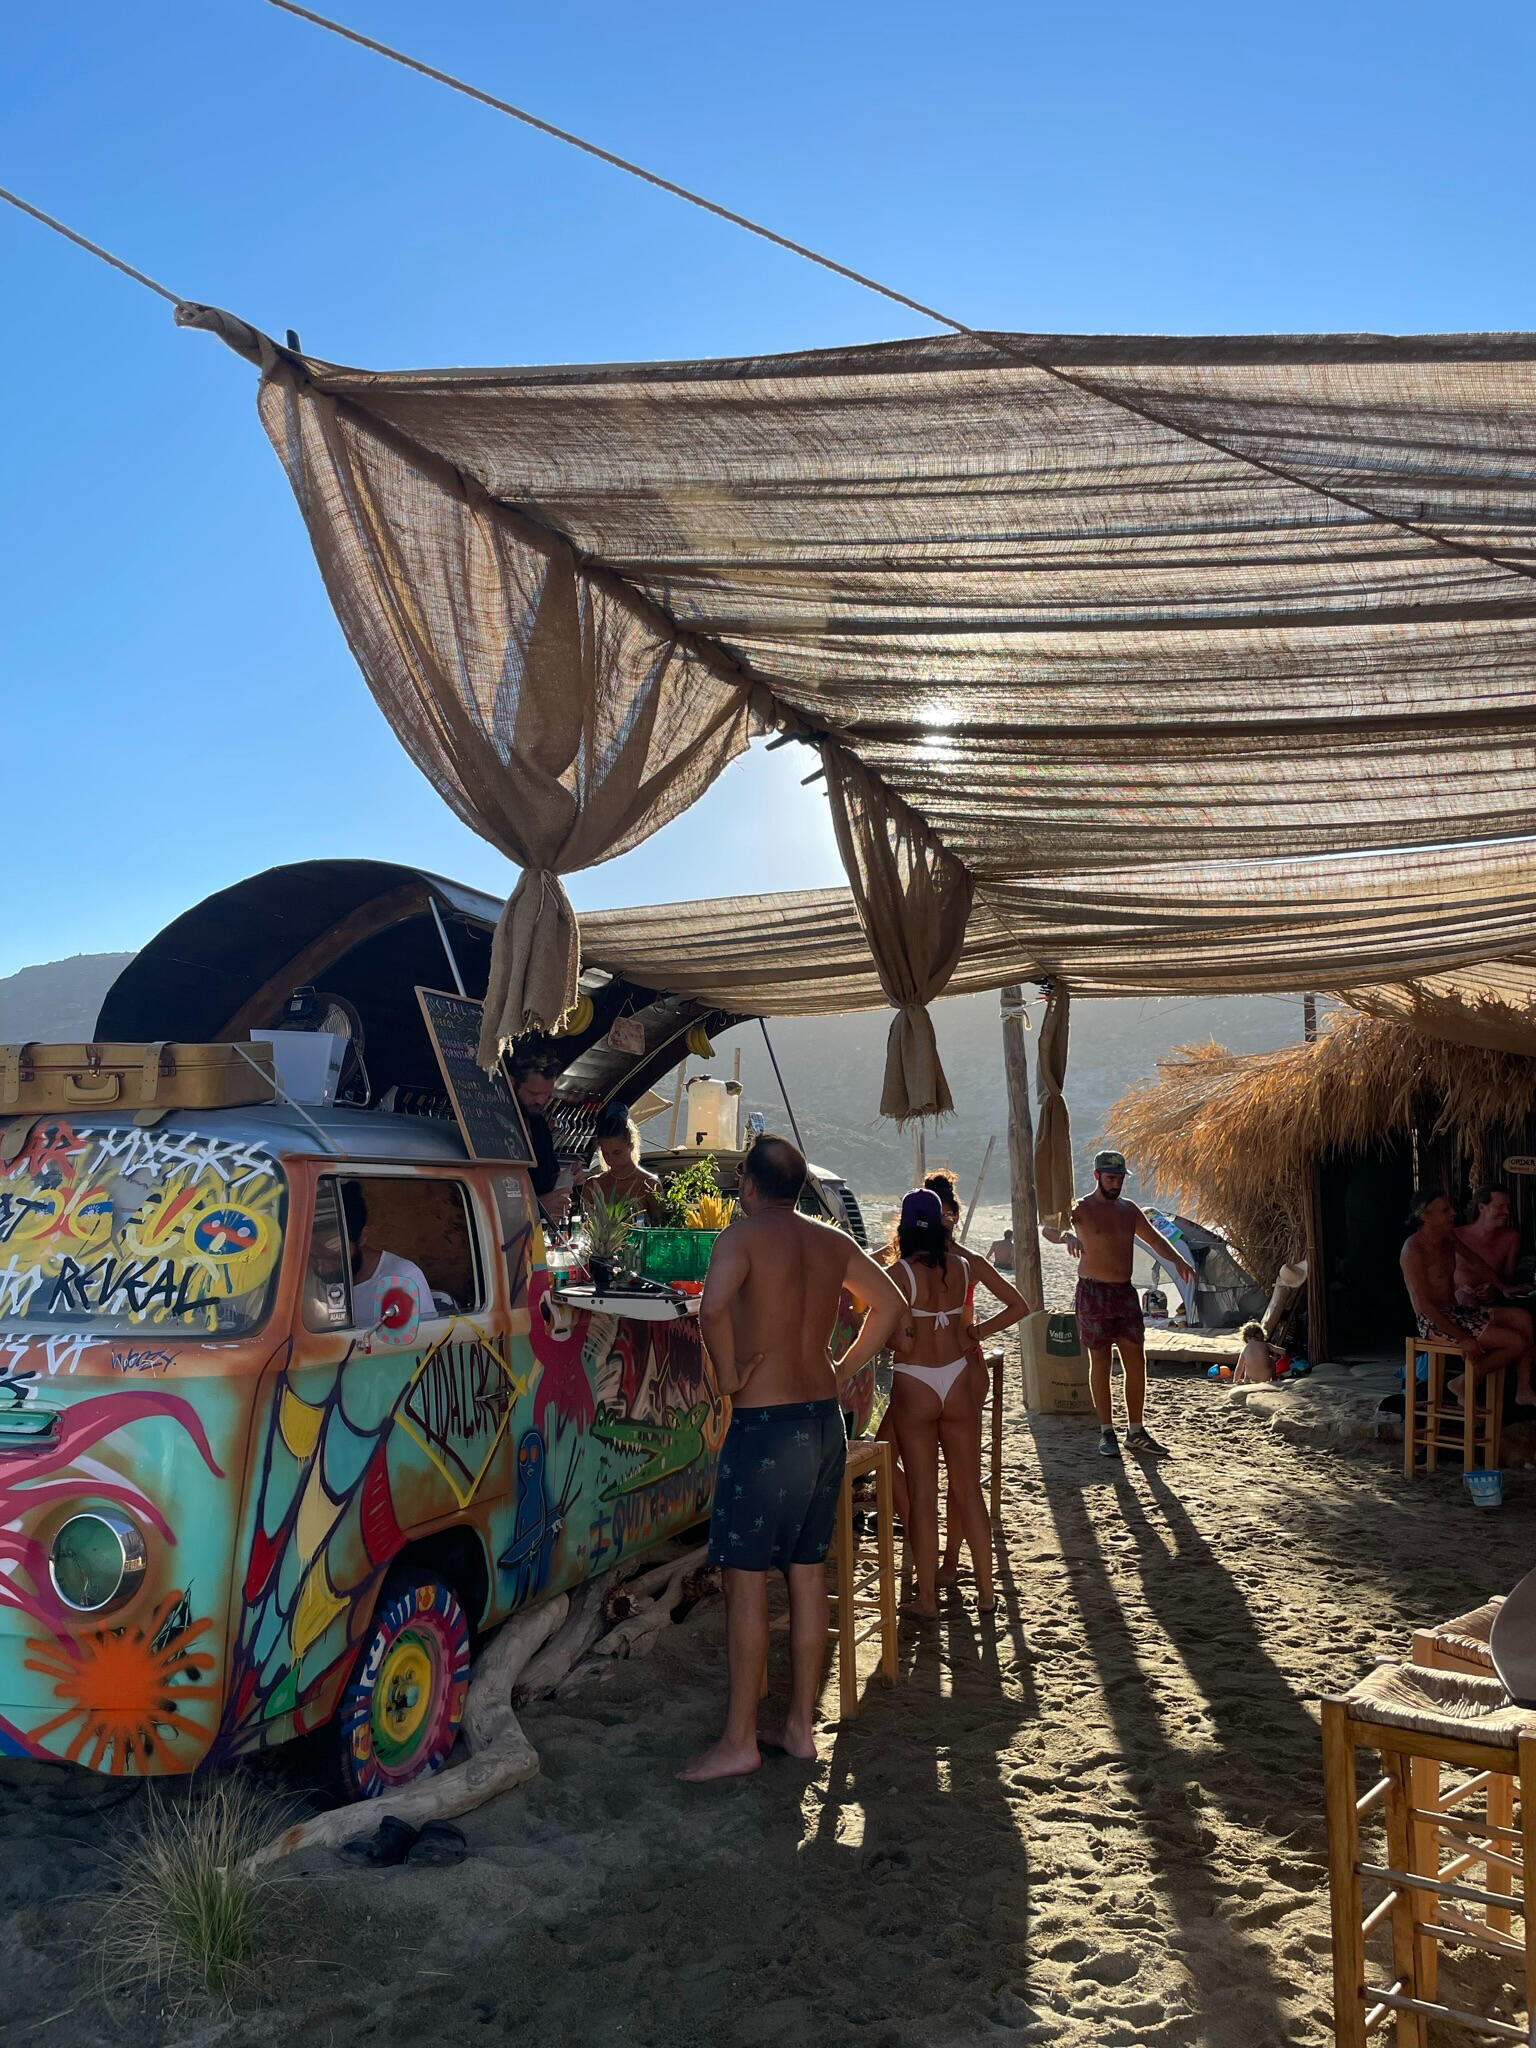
[893,1357,969,1409]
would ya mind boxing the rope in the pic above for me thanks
[259,2,1536,594]
[259,0,972,339]
[0,183,182,304]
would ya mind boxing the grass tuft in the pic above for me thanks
[95,1774,288,2010]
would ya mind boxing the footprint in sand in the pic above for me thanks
[1047,1935,1092,1962]
[1073,1947,1139,1986]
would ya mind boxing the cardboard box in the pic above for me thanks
[1021,1309,1096,1417]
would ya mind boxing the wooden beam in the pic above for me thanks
[1001,986,1045,1312]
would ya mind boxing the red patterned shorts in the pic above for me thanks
[1075,1278,1145,1350]
[1416,1305,1492,1344]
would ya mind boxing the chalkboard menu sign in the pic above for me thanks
[415,988,536,1166]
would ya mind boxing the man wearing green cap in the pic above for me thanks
[1047,1150,1194,1459]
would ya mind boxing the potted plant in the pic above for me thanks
[581,1189,640,1292]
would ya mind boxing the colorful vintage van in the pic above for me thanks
[0,1102,725,1794]
[0,857,877,1795]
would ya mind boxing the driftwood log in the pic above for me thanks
[591,1544,709,1660]
[515,1582,606,1701]
[259,1543,719,1865]
[252,1719,541,1868]
[461,1594,568,1752]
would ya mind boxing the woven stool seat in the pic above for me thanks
[1344,1661,1536,1748]
[1424,1600,1504,1672]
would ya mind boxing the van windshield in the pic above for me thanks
[0,1120,286,1338]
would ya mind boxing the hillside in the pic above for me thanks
[716,990,1309,1205]
[0,953,1304,1213]
[0,954,133,1043]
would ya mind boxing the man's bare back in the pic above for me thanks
[703,1204,902,1405]
[720,1208,867,1405]
[683,1136,904,1786]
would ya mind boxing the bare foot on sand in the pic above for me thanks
[902,1600,939,1620]
[676,1738,761,1783]
[758,1717,817,1761]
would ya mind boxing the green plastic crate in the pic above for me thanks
[631,1227,721,1281]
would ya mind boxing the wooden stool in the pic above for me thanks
[1404,1339,1504,1477]
[1413,1600,1505,1678]
[987,1349,1004,1524]
[1409,1602,1515,1999]
[827,1436,898,1720]
[1323,1661,1536,2044]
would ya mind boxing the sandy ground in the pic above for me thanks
[5,1358,1533,2048]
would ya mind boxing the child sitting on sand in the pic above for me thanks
[1231,1320,1275,1386]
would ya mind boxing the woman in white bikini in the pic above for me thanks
[923,1174,1030,1589]
[890,1187,1015,1619]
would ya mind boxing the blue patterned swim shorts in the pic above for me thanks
[708,1398,847,1573]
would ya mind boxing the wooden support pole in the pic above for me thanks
[1001,986,1045,1312]
[960,1134,996,1246]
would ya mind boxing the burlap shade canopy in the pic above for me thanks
[182,309,1536,1157]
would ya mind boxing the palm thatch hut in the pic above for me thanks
[1107,1012,1536,1358]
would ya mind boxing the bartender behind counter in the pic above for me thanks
[583,1105,664,1223]
[511,1044,570,1227]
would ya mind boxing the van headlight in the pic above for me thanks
[49,1512,147,1614]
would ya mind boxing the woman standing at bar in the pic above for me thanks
[924,1172,1030,1590]
[888,1188,1024,1618]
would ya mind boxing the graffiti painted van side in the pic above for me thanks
[0,1105,725,1789]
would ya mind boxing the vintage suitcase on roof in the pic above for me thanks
[0,1041,276,1118]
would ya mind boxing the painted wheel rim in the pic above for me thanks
[340,1578,471,1798]
[371,1630,437,1769]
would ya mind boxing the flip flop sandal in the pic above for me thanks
[407,1821,469,1866]
[340,1815,420,1866]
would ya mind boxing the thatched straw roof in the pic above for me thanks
[1106,1011,1536,1283]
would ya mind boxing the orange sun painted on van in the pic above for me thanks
[23,1591,218,1775]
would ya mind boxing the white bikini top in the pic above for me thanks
[896,1256,971,1328]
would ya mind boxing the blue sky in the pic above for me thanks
[4,0,1534,976]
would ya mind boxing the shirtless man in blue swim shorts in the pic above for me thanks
[678,1135,905,1783]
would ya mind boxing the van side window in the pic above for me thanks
[303,1178,353,1332]
[331,1176,484,1324]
